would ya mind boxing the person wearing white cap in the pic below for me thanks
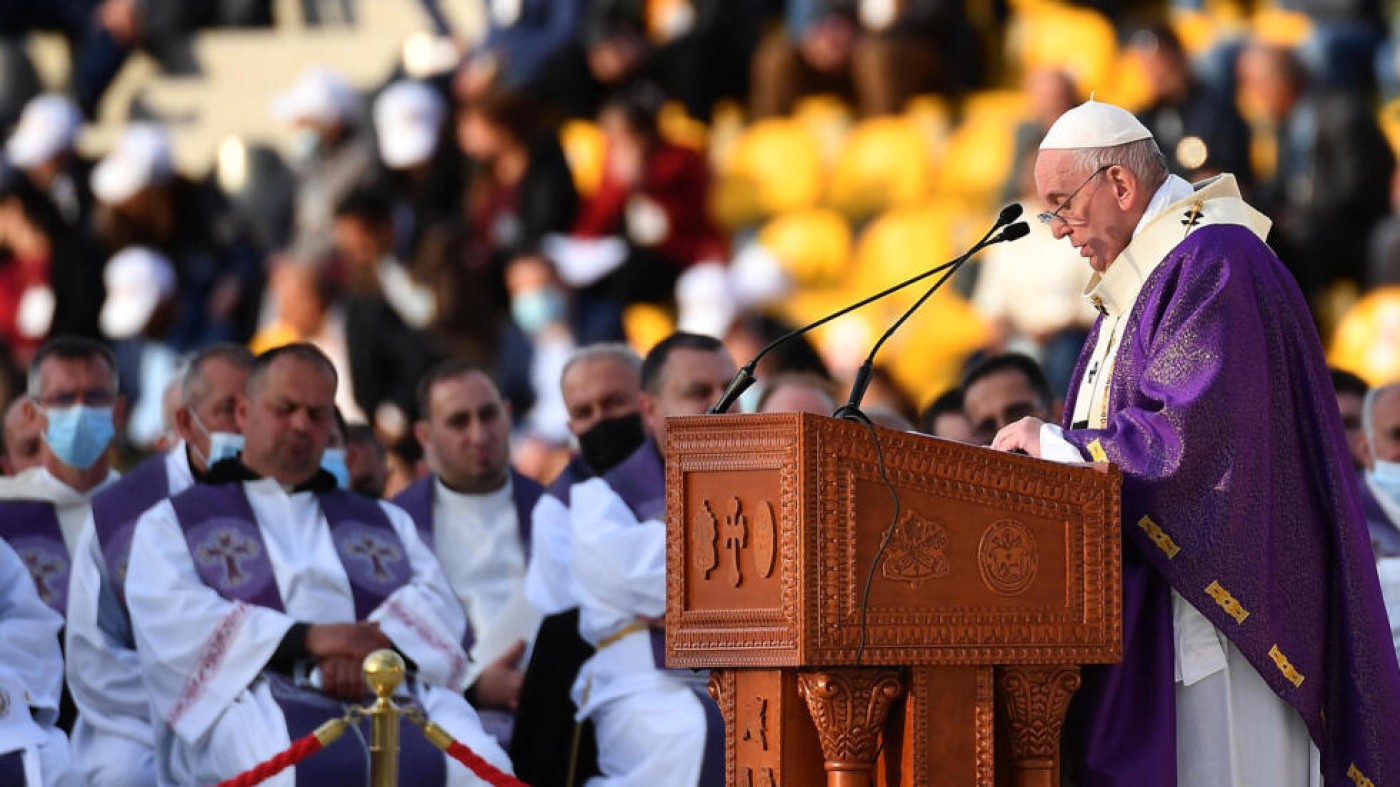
[100,246,180,449]
[990,98,1400,785]
[90,123,172,207]
[4,93,91,229]
[272,66,375,259]
[90,124,262,351]
[370,80,459,262]
[373,80,446,172]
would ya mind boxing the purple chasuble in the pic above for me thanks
[0,499,70,614]
[169,483,412,619]
[91,454,170,607]
[1058,224,1400,785]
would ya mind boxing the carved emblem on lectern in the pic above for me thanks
[978,519,1038,595]
[723,497,748,587]
[694,500,719,580]
[879,511,950,587]
[753,501,776,579]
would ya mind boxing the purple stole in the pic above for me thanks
[544,454,596,506]
[169,484,411,619]
[601,440,724,787]
[391,470,544,653]
[169,482,448,786]
[0,499,69,615]
[91,454,170,608]
[392,469,543,554]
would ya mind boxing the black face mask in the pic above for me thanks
[578,412,646,474]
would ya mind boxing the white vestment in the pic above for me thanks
[524,491,578,615]
[66,446,193,786]
[1040,175,1321,786]
[568,477,707,787]
[432,477,539,673]
[126,478,513,786]
[0,539,77,786]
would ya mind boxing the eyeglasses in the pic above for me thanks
[35,388,118,409]
[1038,165,1114,227]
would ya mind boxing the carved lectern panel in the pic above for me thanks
[711,669,826,786]
[666,413,1120,670]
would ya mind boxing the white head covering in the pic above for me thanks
[101,246,177,339]
[5,94,82,169]
[91,124,173,204]
[373,80,444,169]
[1040,97,1153,150]
[272,67,359,126]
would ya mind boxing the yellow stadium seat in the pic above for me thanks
[883,289,989,406]
[559,120,606,198]
[1328,286,1400,386]
[659,100,708,152]
[1380,99,1400,159]
[711,118,825,231]
[1008,4,1119,95]
[623,302,676,356]
[904,95,954,155]
[851,202,955,298]
[841,203,989,400]
[757,207,853,288]
[793,94,855,165]
[828,116,935,219]
[937,111,1019,205]
[1251,8,1314,48]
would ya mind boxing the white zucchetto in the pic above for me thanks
[1040,97,1153,150]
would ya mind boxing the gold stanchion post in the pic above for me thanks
[364,649,405,787]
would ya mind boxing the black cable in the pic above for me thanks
[853,414,902,668]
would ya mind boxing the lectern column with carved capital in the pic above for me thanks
[665,413,1122,787]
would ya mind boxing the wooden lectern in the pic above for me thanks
[664,413,1121,787]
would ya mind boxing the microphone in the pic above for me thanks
[832,218,1031,421]
[707,206,1026,414]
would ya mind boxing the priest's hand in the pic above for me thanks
[471,639,526,711]
[991,417,1045,457]
[306,622,393,661]
[318,655,370,700]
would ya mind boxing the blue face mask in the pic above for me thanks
[321,447,350,489]
[189,409,243,469]
[43,405,115,470]
[510,287,567,335]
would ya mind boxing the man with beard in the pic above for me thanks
[393,360,545,745]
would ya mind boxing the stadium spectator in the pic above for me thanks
[272,66,376,261]
[91,124,263,350]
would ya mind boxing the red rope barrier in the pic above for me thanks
[444,740,530,787]
[213,732,323,787]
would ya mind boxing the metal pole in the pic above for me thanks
[364,649,405,787]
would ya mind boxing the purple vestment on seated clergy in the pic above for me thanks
[91,454,170,608]
[1057,224,1400,785]
[166,481,446,787]
[0,499,69,614]
[391,468,543,655]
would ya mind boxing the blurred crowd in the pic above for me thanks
[1,0,1400,485]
